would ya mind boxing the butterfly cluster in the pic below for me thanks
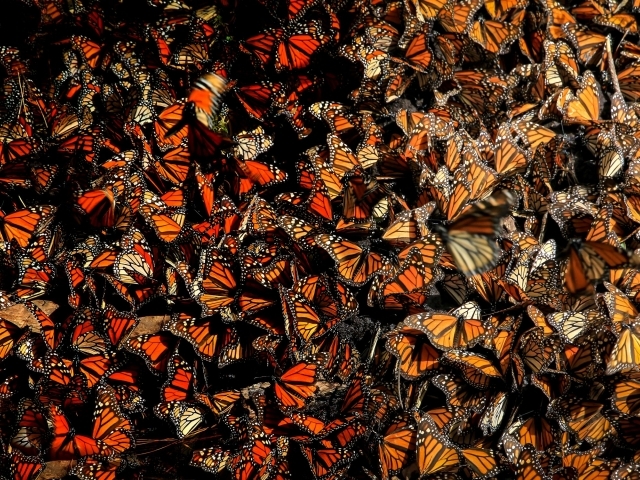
[2,0,640,478]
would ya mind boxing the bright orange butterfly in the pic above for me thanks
[379,420,416,480]
[274,361,318,410]
[315,233,391,286]
[0,205,56,248]
[140,189,186,243]
[415,414,461,477]
[403,301,486,351]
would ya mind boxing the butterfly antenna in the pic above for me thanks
[615,28,629,55]
[482,302,530,318]
[621,225,640,243]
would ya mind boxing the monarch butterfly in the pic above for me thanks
[243,22,327,71]
[563,71,603,125]
[270,22,327,71]
[611,463,640,480]
[611,378,640,416]
[595,10,639,33]
[242,27,281,65]
[71,310,107,355]
[164,73,230,159]
[191,447,231,474]
[113,229,156,287]
[11,398,47,456]
[603,283,640,333]
[288,276,335,327]
[315,234,391,286]
[102,307,138,348]
[0,205,56,248]
[171,41,210,72]
[414,0,450,20]
[443,350,502,389]
[22,300,58,350]
[71,353,108,392]
[248,256,293,291]
[71,35,101,69]
[92,385,133,455]
[140,189,186,243]
[274,361,318,410]
[485,0,526,18]
[234,82,282,120]
[170,403,207,439]
[555,445,604,479]
[232,126,274,161]
[618,64,640,102]
[166,312,240,364]
[381,204,434,247]
[512,120,556,151]
[586,204,623,246]
[461,447,504,479]
[391,27,432,72]
[9,452,44,480]
[195,390,241,417]
[106,367,146,414]
[337,370,366,418]
[316,335,359,382]
[494,126,529,175]
[565,240,629,294]
[379,421,417,480]
[469,18,521,54]
[403,301,486,351]
[301,445,355,479]
[438,190,516,277]
[439,0,481,33]
[432,373,486,413]
[342,172,387,222]
[415,413,461,476]
[309,101,358,134]
[453,71,510,115]
[155,356,194,417]
[502,434,546,479]
[187,73,228,127]
[74,188,116,228]
[546,309,596,344]
[326,417,367,449]
[47,404,101,460]
[606,322,640,375]
[280,288,324,343]
[155,102,189,151]
[404,113,455,155]
[125,332,176,374]
[616,415,640,449]
[386,322,441,380]
[549,396,612,444]
[507,415,555,451]
[71,457,122,480]
[236,278,278,321]
[0,317,21,361]
[372,247,441,304]
[188,247,238,315]
[479,391,508,436]
[326,134,364,180]
[562,24,607,68]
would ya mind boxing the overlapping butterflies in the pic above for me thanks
[2,0,640,478]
